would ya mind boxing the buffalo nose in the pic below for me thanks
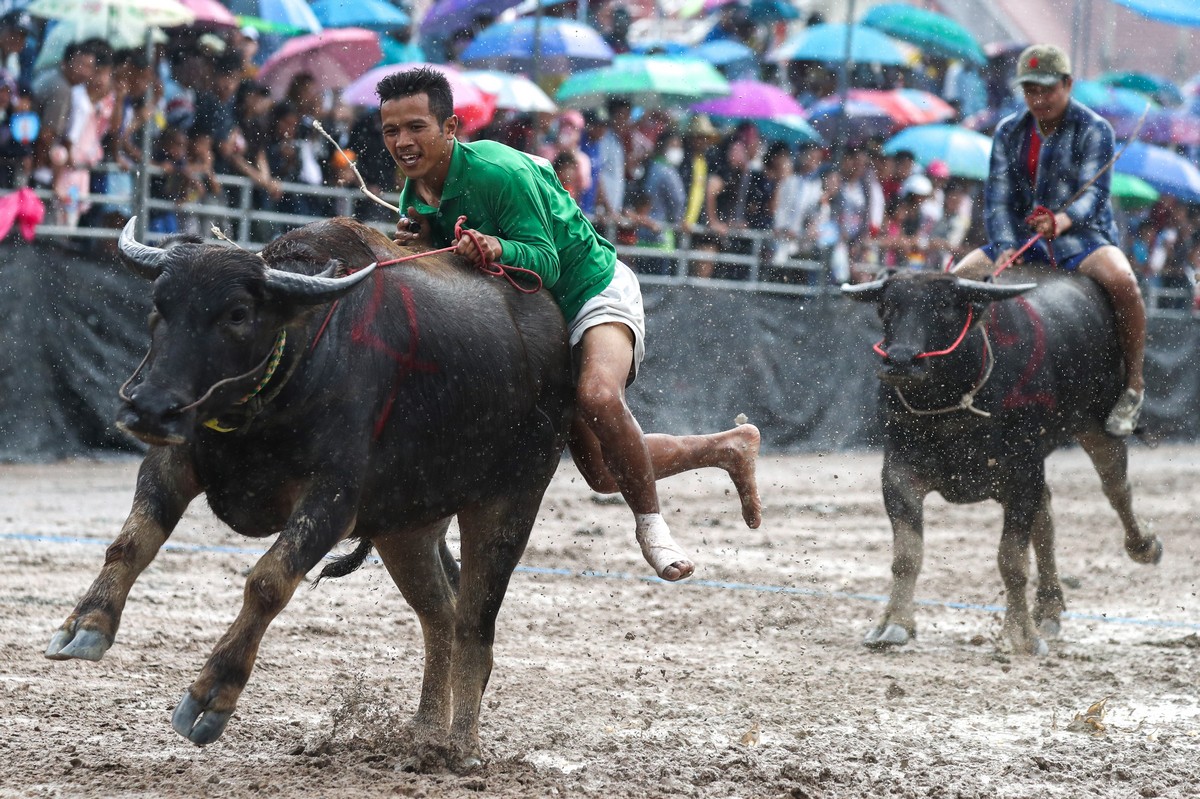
[125,384,189,421]
[883,345,919,369]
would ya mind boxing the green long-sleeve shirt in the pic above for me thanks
[397,139,617,322]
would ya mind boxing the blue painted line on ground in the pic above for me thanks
[6,532,1198,632]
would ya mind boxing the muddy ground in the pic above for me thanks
[1,446,1198,798]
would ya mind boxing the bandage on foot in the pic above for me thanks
[635,513,694,581]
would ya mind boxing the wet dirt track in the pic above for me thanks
[1,446,1198,798]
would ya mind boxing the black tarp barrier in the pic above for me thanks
[2,241,1199,462]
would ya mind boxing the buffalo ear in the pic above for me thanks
[954,278,1038,304]
[841,277,889,303]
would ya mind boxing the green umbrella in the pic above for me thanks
[1097,71,1184,106]
[1112,171,1160,209]
[235,14,308,35]
[556,55,730,109]
[861,4,986,65]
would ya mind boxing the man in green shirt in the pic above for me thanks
[381,67,761,581]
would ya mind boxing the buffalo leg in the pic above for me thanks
[171,473,360,746]
[1076,430,1162,565]
[372,519,458,733]
[865,457,926,649]
[46,446,199,662]
[448,492,543,769]
[1029,486,1066,639]
[998,471,1047,656]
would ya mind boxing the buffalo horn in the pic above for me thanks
[841,277,889,303]
[954,278,1038,304]
[264,261,377,305]
[117,216,169,280]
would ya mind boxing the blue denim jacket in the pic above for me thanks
[985,99,1120,262]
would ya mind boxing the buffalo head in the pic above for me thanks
[115,217,376,445]
[843,271,1036,387]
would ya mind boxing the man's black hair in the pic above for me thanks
[376,66,455,123]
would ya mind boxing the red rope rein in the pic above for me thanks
[873,306,975,360]
[367,215,543,294]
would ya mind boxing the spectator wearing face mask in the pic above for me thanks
[631,127,686,274]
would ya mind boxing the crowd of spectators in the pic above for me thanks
[0,2,1197,304]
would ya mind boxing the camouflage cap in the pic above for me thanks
[1015,44,1072,86]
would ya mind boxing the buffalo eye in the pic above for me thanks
[228,306,250,325]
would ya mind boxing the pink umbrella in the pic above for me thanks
[691,80,804,119]
[342,63,497,135]
[258,28,383,100]
[178,0,239,27]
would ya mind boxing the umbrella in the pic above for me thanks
[883,124,993,180]
[1114,141,1200,203]
[1112,108,1200,147]
[692,79,804,119]
[378,34,425,65]
[462,69,557,113]
[556,55,730,109]
[1110,172,1159,209]
[342,63,497,135]
[710,114,821,146]
[745,0,799,23]
[225,0,321,34]
[419,0,521,40]
[460,18,613,74]
[310,0,408,32]
[34,16,160,72]
[862,88,956,126]
[862,3,986,65]
[1073,80,1159,115]
[179,0,238,27]
[687,39,759,79]
[27,0,194,28]
[258,27,382,98]
[767,23,910,66]
[1111,0,1200,27]
[806,89,954,140]
[1097,71,1183,107]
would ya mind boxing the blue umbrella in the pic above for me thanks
[1111,0,1200,26]
[688,39,758,79]
[226,0,322,33]
[460,17,613,73]
[1073,80,1158,115]
[310,0,409,32]
[767,23,910,66]
[1115,141,1200,203]
[419,0,521,40]
[883,124,992,180]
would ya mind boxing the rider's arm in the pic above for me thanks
[1063,121,1114,229]
[488,169,562,286]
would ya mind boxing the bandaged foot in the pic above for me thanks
[635,513,694,581]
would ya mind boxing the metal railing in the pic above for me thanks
[17,163,1198,315]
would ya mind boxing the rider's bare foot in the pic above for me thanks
[716,424,762,528]
[636,514,695,581]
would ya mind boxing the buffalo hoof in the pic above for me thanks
[172,690,233,746]
[1038,618,1062,640]
[1128,537,1163,565]
[863,623,910,650]
[45,626,112,661]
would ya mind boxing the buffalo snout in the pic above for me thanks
[117,385,194,446]
[878,344,927,385]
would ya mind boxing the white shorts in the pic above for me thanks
[567,260,647,383]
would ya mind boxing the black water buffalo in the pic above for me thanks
[843,268,1161,655]
[45,217,573,769]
